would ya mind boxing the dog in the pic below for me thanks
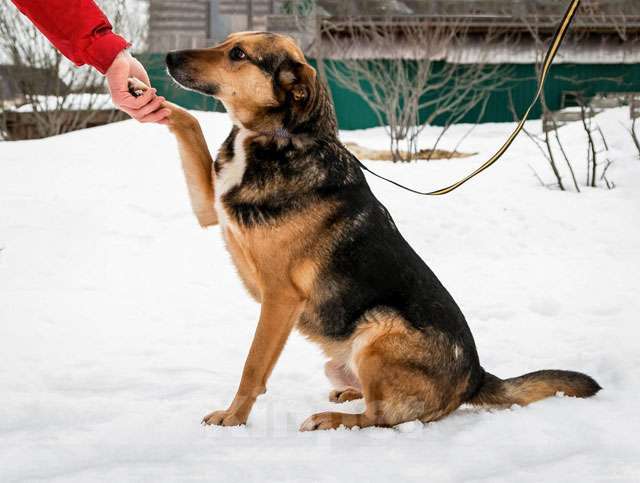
[139,31,600,430]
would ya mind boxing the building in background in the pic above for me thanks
[148,0,278,52]
[0,65,69,106]
[142,0,640,129]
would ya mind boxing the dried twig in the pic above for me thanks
[550,118,580,192]
[630,118,640,157]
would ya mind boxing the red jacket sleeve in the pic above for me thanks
[10,0,130,74]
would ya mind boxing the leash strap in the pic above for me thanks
[357,0,582,196]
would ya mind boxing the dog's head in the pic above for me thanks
[165,32,318,131]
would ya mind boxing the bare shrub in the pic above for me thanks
[318,19,512,162]
[0,0,147,140]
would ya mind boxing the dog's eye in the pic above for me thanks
[229,47,246,61]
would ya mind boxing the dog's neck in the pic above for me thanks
[224,77,338,144]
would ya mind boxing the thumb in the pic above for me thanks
[131,58,151,86]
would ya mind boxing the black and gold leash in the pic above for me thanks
[356,0,582,196]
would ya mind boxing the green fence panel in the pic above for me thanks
[321,61,640,127]
[137,53,640,129]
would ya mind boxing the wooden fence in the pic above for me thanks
[1,110,127,141]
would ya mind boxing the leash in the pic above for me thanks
[357,0,581,196]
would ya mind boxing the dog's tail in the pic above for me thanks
[467,369,601,407]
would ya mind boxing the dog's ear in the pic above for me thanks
[276,60,317,109]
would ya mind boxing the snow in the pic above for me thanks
[1,107,639,482]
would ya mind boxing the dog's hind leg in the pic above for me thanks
[329,388,363,403]
[301,311,467,431]
[325,360,363,403]
[302,345,424,430]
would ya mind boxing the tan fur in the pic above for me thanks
[300,310,471,430]
[203,171,342,424]
[177,32,310,131]
[218,199,336,300]
[297,265,475,429]
[329,388,363,403]
[203,297,304,426]
[201,203,337,425]
[167,109,218,227]
[222,228,261,301]
[154,33,600,431]
[133,50,324,425]
[468,370,601,408]
[505,380,561,405]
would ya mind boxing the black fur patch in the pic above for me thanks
[253,53,282,76]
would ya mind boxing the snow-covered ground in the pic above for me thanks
[1,108,639,482]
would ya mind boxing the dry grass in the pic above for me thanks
[344,142,476,161]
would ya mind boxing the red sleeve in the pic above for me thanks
[10,0,130,74]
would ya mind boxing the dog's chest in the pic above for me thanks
[214,129,251,225]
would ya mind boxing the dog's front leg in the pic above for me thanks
[167,109,218,228]
[127,77,217,228]
[202,297,303,427]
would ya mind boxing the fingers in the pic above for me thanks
[115,87,171,123]
[120,101,170,123]
[138,108,171,124]
[136,95,166,118]
[116,87,156,110]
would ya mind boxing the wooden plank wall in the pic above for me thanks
[148,0,277,51]
[148,0,209,51]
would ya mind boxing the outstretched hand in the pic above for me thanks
[106,51,170,123]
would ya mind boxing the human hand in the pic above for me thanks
[129,77,199,129]
[106,51,170,123]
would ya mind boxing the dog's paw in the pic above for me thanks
[300,411,358,431]
[329,388,363,403]
[201,409,247,427]
[300,412,340,431]
[127,77,149,97]
[164,103,198,130]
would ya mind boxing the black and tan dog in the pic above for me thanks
[143,31,600,430]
